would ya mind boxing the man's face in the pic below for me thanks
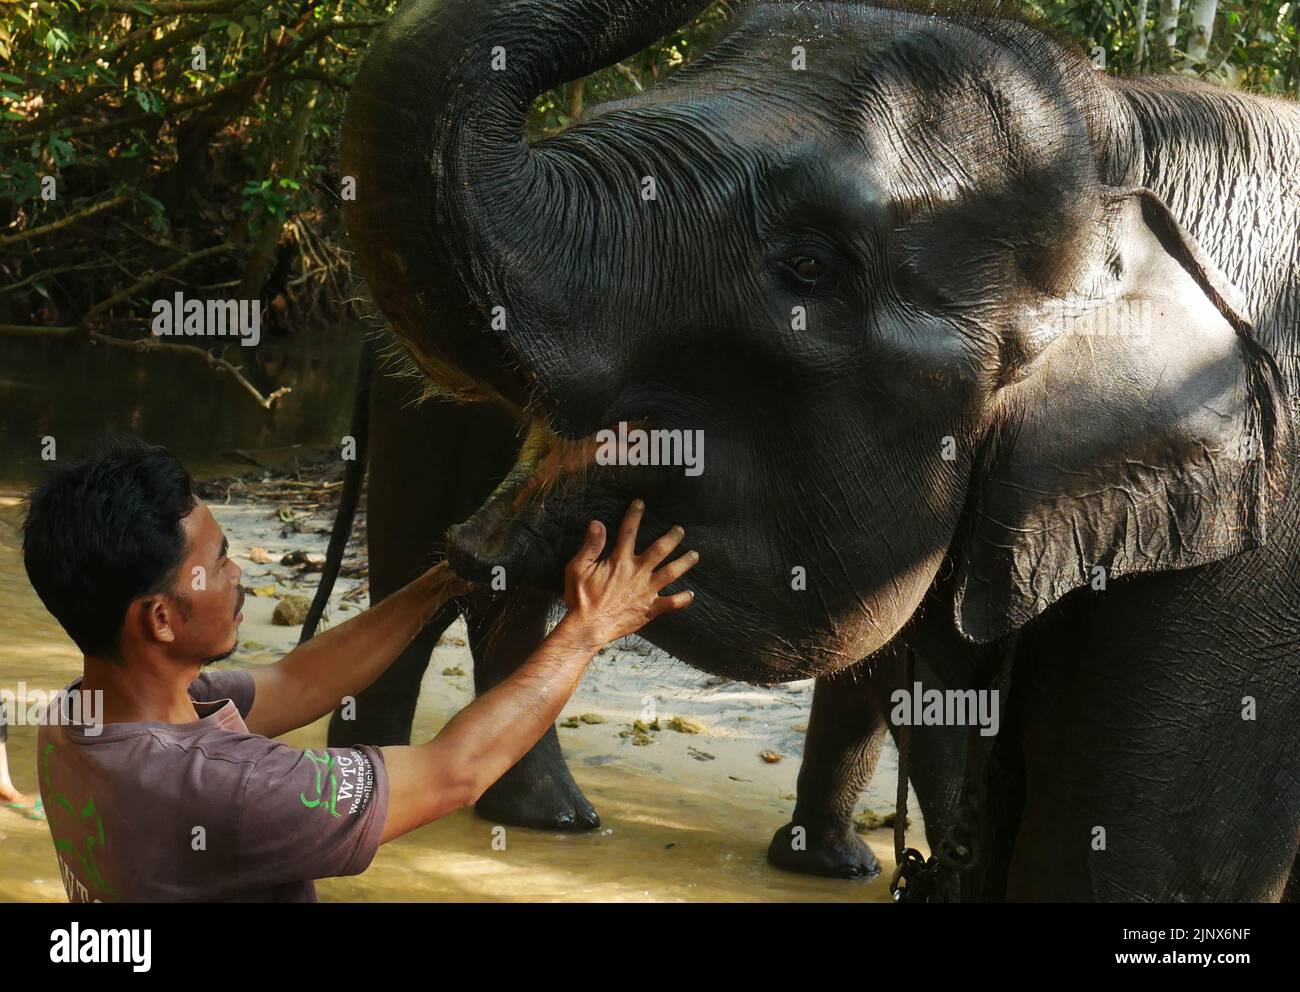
[165,502,244,664]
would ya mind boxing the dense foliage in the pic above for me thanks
[1,0,1296,402]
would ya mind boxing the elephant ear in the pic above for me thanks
[954,188,1293,644]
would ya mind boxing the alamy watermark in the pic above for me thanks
[1,683,104,737]
[594,421,704,477]
[889,681,1000,737]
[50,924,150,972]
[151,292,261,347]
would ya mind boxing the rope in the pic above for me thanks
[893,646,914,868]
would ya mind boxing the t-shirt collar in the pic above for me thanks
[57,677,246,742]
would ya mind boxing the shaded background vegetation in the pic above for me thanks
[1,0,1297,410]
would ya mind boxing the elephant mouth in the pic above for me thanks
[446,417,661,585]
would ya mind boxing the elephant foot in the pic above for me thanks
[474,755,601,832]
[766,819,881,879]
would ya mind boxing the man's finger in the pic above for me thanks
[612,498,645,560]
[639,525,685,569]
[570,519,607,569]
[649,589,695,618]
[650,549,699,590]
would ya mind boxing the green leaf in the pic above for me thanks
[49,135,76,167]
[138,192,166,214]
[43,28,71,55]
[0,72,23,85]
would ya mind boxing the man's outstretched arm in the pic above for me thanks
[378,500,697,842]
[243,556,468,739]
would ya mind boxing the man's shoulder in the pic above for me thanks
[188,666,256,718]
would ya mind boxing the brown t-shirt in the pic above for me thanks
[36,668,388,903]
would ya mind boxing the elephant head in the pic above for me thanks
[341,0,1292,682]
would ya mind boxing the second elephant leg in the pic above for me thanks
[327,604,454,747]
[468,589,601,831]
[767,665,885,879]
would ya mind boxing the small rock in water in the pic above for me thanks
[559,716,580,729]
[249,547,273,564]
[280,549,326,571]
[759,749,782,764]
[853,809,909,833]
[240,640,268,651]
[441,665,465,677]
[666,715,705,734]
[578,713,606,725]
[271,595,313,626]
[619,718,659,746]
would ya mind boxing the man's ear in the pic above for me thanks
[954,189,1292,644]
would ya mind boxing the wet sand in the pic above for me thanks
[0,495,918,902]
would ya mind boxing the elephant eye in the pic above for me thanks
[786,255,822,281]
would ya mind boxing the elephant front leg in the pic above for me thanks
[767,666,885,879]
[469,589,601,831]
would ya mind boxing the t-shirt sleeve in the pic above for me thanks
[233,742,389,886]
[188,667,256,719]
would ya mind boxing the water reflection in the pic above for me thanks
[0,324,365,484]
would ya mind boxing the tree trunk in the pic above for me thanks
[566,78,584,121]
[1158,0,1181,54]
[1134,0,1148,69]
[235,79,319,303]
[1287,2,1300,94]
[1187,0,1217,61]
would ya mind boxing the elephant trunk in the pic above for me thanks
[340,0,709,411]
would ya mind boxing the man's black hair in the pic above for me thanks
[22,434,197,659]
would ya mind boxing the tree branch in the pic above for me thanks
[0,191,136,248]
[85,331,293,410]
[0,243,291,409]
[76,242,237,332]
[94,1,246,13]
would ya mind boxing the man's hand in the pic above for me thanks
[561,498,698,647]
[424,559,473,602]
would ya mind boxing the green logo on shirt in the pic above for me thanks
[41,743,118,901]
[300,749,341,817]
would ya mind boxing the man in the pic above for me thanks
[21,435,697,902]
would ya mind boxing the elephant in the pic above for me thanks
[335,0,1300,900]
